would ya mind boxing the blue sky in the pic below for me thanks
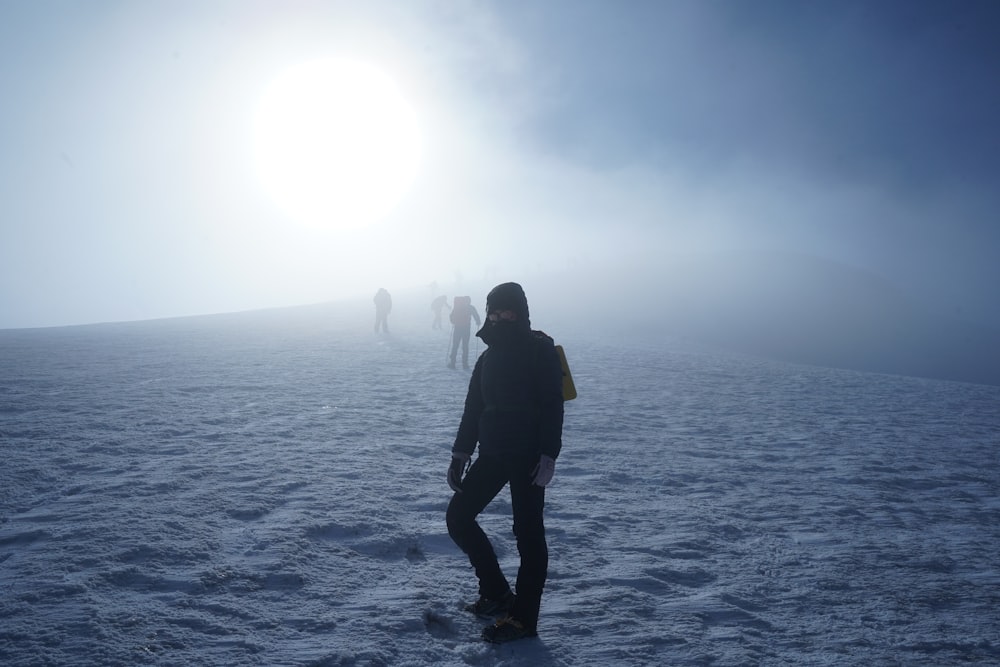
[2,0,998,330]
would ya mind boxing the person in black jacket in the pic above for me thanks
[445,282,564,643]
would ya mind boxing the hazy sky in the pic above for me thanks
[2,0,999,330]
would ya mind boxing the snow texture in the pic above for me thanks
[2,301,999,666]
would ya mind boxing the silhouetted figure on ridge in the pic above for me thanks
[431,294,450,330]
[448,296,480,369]
[373,288,392,334]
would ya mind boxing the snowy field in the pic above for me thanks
[2,299,999,666]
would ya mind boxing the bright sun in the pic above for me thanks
[253,58,422,230]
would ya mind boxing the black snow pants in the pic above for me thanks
[446,451,548,631]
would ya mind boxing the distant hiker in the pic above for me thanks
[373,288,392,334]
[448,296,481,370]
[431,294,450,330]
[446,282,564,644]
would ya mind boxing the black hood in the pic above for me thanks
[477,282,531,343]
[485,282,530,325]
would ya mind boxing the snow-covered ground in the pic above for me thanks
[2,300,998,666]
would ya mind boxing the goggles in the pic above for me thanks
[487,309,517,323]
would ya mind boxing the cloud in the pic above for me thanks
[1,0,998,337]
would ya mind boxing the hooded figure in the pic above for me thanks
[445,282,564,643]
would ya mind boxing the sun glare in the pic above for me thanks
[253,58,422,230]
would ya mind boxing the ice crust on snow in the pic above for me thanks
[1,302,998,665]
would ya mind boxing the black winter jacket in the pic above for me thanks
[452,322,564,461]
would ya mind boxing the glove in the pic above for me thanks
[530,454,556,487]
[447,452,471,493]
